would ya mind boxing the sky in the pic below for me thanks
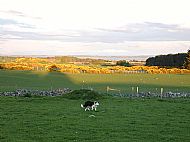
[0,0,190,56]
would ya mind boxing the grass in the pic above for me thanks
[0,96,189,142]
[0,70,189,141]
[0,70,190,93]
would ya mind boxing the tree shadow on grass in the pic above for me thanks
[1,70,190,93]
[0,70,79,91]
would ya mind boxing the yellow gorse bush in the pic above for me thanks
[1,62,190,74]
[0,57,190,74]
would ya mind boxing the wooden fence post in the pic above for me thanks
[132,87,134,94]
[137,87,139,95]
[161,88,163,99]
[107,86,109,93]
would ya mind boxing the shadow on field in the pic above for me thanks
[27,71,82,90]
[0,70,79,91]
[0,70,190,93]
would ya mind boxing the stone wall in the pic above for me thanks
[0,88,72,96]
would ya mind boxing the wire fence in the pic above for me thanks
[82,85,190,98]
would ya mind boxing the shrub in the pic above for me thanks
[47,65,61,72]
[63,89,104,100]
[23,93,32,98]
[116,60,131,67]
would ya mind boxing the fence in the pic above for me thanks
[123,70,147,74]
[82,84,190,98]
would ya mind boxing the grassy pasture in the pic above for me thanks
[0,70,190,93]
[0,97,189,142]
[0,70,190,141]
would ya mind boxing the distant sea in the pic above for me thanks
[1,55,152,61]
[75,55,152,61]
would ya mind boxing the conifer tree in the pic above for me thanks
[184,49,190,69]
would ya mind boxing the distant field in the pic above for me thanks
[0,70,189,93]
[0,97,189,142]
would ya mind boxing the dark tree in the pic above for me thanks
[48,65,60,72]
[116,60,131,67]
[183,50,190,69]
[0,64,4,69]
[146,53,187,68]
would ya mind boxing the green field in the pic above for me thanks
[0,70,190,141]
[0,97,189,142]
[0,70,190,93]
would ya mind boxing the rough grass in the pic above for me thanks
[0,97,189,142]
[0,70,190,93]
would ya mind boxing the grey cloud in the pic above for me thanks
[96,22,190,42]
[0,10,42,19]
[99,22,180,33]
[1,22,190,43]
[0,30,76,41]
[144,22,178,29]
[0,18,18,25]
[4,10,25,17]
[0,18,35,29]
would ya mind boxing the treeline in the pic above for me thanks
[54,56,108,65]
[146,53,187,67]
[0,56,108,65]
[0,56,16,63]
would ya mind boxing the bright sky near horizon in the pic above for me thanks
[0,0,190,56]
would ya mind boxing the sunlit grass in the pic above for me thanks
[0,70,190,93]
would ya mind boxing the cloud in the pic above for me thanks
[0,10,42,19]
[0,18,37,40]
[0,18,35,29]
[96,22,190,42]
[0,0,190,56]
[55,23,190,43]
[0,18,19,25]
[0,40,189,56]
[1,21,190,43]
[0,30,78,41]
